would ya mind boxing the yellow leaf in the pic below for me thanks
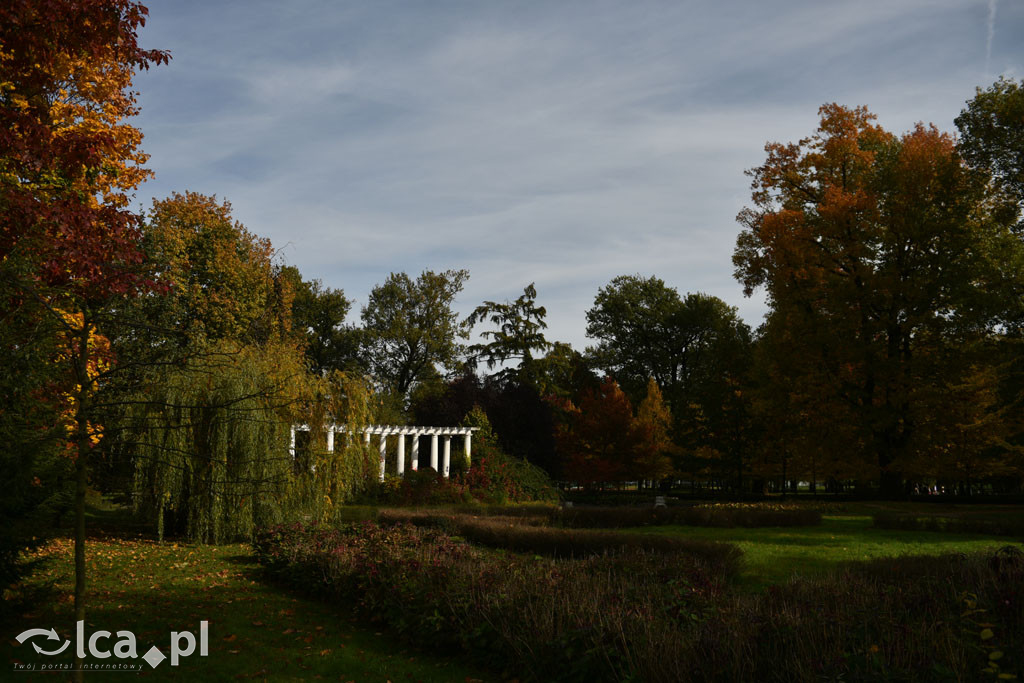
[980,628,994,640]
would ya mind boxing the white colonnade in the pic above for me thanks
[290,425,477,481]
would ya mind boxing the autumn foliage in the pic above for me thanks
[734,103,1024,492]
[51,309,112,457]
[0,0,169,299]
[1,4,171,664]
[553,376,674,485]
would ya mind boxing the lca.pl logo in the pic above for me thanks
[13,621,209,672]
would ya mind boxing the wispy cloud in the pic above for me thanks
[132,0,1024,348]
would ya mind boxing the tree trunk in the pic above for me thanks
[781,455,788,500]
[74,451,87,682]
[72,313,92,683]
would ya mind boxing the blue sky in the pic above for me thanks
[131,0,1023,350]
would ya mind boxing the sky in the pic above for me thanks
[131,0,1024,351]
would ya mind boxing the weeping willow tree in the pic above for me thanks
[128,341,377,543]
[129,342,301,542]
[282,369,377,524]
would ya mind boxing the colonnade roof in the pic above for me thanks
[293,425,479,436]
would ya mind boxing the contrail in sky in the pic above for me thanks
[986,0,998,73]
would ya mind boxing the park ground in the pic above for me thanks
[2,499,1022,681]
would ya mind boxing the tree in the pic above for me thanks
[746,315,866,492]
[533,341,600,400]
[361,269,470,399]
[138,191,290,350]
[97,191,293,435]
[553,376,673,486]
[466,282,552,385]
[554,377,636,485]
[955,78,1024,232]
[280,267,363,376]
[734,103,1024,494]
[100,192,301,508]
[409,369,567,477]
[585,278,754,489]
[102,195,346,541]
[585,276,749,406]
[127,342,303,543]
[585,275,687,399]
[1,1,167,301]
[0,290,74,594]
[0,1,168,675]
[459,405,557,502]
[906,356,1024,487]
[633,378,676,483]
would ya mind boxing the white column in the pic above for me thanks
[464,432,472,466]
[411,433,420,471]
[378,432,387,481]
[442,436,451,478]
[326,429,334,453]
[430,434,439,472]
[289,426,296,458]
[396,433,405,476]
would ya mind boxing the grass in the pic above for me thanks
[637,514,1024,589]
[1,529,491,681]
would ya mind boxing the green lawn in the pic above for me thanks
[1,532,490,681]
[636,514,1024,589]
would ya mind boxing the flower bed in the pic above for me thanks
[254,521,1023,682]
[377,508,744,564]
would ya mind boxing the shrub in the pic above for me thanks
[254,521,1024,682]
[670,549,1024,682]
[254,521,730,681]
[873,511,1024,537]
[376,509,742,571]
[383,510,741,567]
[367,470,470,506]
[461,406,559,503]
[551,504,821,529]
[467,503,560,518]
